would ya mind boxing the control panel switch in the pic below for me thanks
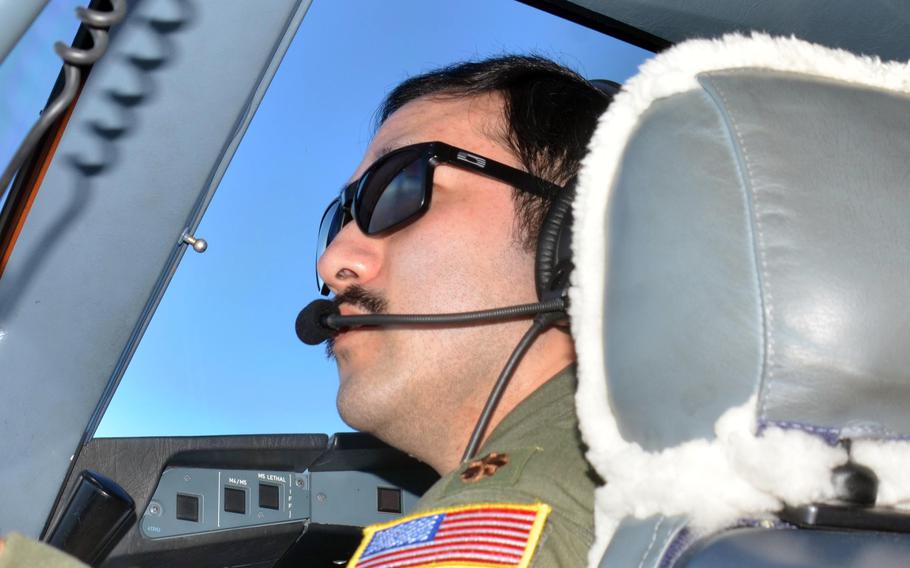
[224,487,246,514]
[176,494,199,522]
[377,487,402,513]
[259,483,280,510]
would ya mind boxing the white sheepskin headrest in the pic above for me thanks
[570,33,910,566]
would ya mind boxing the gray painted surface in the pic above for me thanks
[573,0,910,61]
[0,0,48,64]
[0,0,310,537]
[310,470,424,527]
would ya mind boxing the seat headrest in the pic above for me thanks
[570,33,910,564]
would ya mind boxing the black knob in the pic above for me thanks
[831,462,878,507]
[45,470,136,567]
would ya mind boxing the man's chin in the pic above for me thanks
[336,389,375,433]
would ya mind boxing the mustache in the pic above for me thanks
[325,285,389,359]
[333,284,389,315]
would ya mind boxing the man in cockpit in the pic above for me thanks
[0,55,611,567]
[318,55,611,566]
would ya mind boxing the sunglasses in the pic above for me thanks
[316,141,563,295]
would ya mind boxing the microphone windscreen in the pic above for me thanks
[295,299,339,345]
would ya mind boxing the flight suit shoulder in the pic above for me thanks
[348,367,594,567]
[413,445,595,567]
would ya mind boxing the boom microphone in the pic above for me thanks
[295,300,339,345]
[294,298,566,346]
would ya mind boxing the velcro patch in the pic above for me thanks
[347,503,551,568]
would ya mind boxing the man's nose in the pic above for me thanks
[317,221,383,294]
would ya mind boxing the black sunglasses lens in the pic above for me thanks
[358,153,429,234]
[316,146,431,294]
[316,199,343,293]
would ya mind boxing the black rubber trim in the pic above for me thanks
[326,432,391,451]
[104,521,305,568]
[311,433,439,478]
[516,0,672,53]
[781,504,910,533]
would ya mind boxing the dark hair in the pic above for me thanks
[377,55,612,249]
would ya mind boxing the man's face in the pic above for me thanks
[316,93,540,451]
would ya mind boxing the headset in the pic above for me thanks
[296,79,620,461]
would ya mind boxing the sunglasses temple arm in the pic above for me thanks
[455,154,562,199]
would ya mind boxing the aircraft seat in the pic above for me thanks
[569,33,910,567]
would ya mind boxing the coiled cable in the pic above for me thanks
[0,0,126,203]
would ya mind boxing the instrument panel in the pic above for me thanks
[142,466,422,539]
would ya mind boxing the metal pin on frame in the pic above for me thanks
[182,233,207,253]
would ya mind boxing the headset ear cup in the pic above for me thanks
[535,181,576,301]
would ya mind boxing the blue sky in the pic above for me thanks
[2,1,651,437]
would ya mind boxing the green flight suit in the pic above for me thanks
[413,365,596,567]
[0,534,88,568]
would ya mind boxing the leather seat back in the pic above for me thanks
[569,34,910,567]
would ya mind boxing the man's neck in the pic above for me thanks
[424,328,576,475]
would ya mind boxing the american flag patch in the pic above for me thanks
[347,503,551,568]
